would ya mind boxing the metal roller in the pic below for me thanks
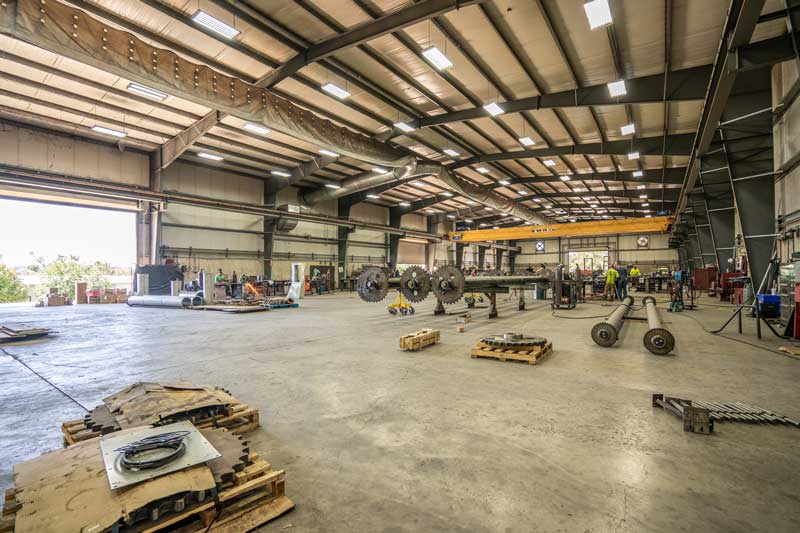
[591,295,634,347]
[127,295,193,308]
[642,296,675,355]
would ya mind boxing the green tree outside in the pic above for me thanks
[0,263,28,303]
[28,254,112,299]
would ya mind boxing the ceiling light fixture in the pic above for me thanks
[517,190,528,195]
[321,82,351,99]
[91,125,127,138]
[639,194,647,199]
[637,184,646,189]
[607,80,627,97]
[394,122,415,133]
[464,218,473,223]
[483,102,505,116]
[271,170,291,177]
[543,159,556,167]
[584,0,613,30]
[198,152,223,161]
[422,46,453,70]
[192,10,240,39]
[243,122,270,135]
[633,170,643,177]
[443,148,460,158]
[560,175,571,181]
[498,179,511,186]
[447,215,455,219]
[620,123,636,135]
[126,82,168,101]
[645,214,652,218]
[628,151,640,160]
[519,136,536,147]
[324,183,342,189]
[479,223,487,227]
[366,194,381,199]
[493,226,500,229]
[441,191,453,197]
[475,167,489,174]
[399,201,410,206]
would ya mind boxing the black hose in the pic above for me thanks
[115,430,190,470]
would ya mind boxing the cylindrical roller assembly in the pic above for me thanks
[127,295,194,308]
[642,296,675,355]
[591,295,634,347]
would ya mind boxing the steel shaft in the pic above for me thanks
[642,296,675,355]
[127,295,195,308]
[591,295,634,347]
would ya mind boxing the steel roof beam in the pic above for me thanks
[259,0,485,88]
[488,168,688,189]
[450,134,694,169]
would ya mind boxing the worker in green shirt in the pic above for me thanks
[604,264,619,301]
[214,269,225,283]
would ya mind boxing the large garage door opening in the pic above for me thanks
[0,198,136,303]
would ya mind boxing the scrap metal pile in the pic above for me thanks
[356,266,548,316]
[62,382,259,446]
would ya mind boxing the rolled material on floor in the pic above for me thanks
[127,295,193,308]
[642,296,675,355]
[591,295,634,347]
[179,291,204,305]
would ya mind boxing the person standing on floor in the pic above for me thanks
[604,264,619,301]
[616,263,628,300]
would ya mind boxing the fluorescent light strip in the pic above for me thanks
[543,159,556,167]
[628,151,640,160]
[483,102,505,116]
[476,167,490,174]
[366,194,381,199]
[498,179,511,186]
[620,123,635,135]
[192,10,240,39]
[198,152,223,161]
[321,82,351,99]
[319,149,338,157]
[126,82,168,101]
[559,175,571,181]
[243,122,270,135]
[441,192,453,197]
[271,170,291,177]
[91,125,126,138]
[422,46,453,70]
[637,184,646,189]
[325,183,342,189]
[443,148,460,158]
[519,136,535,147]
[584,0,613,30]
[394,122,415,133]
[633,170,643,177]
[399,201,410,206]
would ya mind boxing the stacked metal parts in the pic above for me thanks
[653,393,800,435]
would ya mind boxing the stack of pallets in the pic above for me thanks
[470,333,553,365]
[61,382,260,446]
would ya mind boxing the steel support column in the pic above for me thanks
[263,180,281,278]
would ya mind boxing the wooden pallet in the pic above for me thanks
[0,453,292,533]
[470,341,553,365]
[399,328,440,351]
[61,402,260,446]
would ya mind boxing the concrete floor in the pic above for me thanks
[1,292,799,532]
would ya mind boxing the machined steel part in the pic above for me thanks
[126,295,194,308]
[356,267,390,303]
[480,333,548,348]
[642,296,675,355]
[652,394,714,434]
[431,266,466,304]
[399,266,431,303]
[591,295,634,347]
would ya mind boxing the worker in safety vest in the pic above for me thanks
[604,264,619,301]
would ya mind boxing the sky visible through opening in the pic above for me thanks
[0,199,136,269]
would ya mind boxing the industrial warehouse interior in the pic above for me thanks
[1,0,800,531]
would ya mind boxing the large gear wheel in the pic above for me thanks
[480,333,548,348]
[591,323,619,347]
[644,328,675,355]
[399,266,431,303]
[356,267,389,303]
[431,265,466,304]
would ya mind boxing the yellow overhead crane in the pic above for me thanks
[448,216,673,242]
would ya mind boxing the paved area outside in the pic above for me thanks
[1,292,799,532]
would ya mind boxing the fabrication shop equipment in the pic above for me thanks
[356,266,548,318]
[551,264,578,310]
[642,296,676,355]
[591,295,635,347]
[127,295,200,308]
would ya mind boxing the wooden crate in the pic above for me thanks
[399,328,440,351]
[61,402,260,446]
[470,341,553,365]
[0,452,292,533]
